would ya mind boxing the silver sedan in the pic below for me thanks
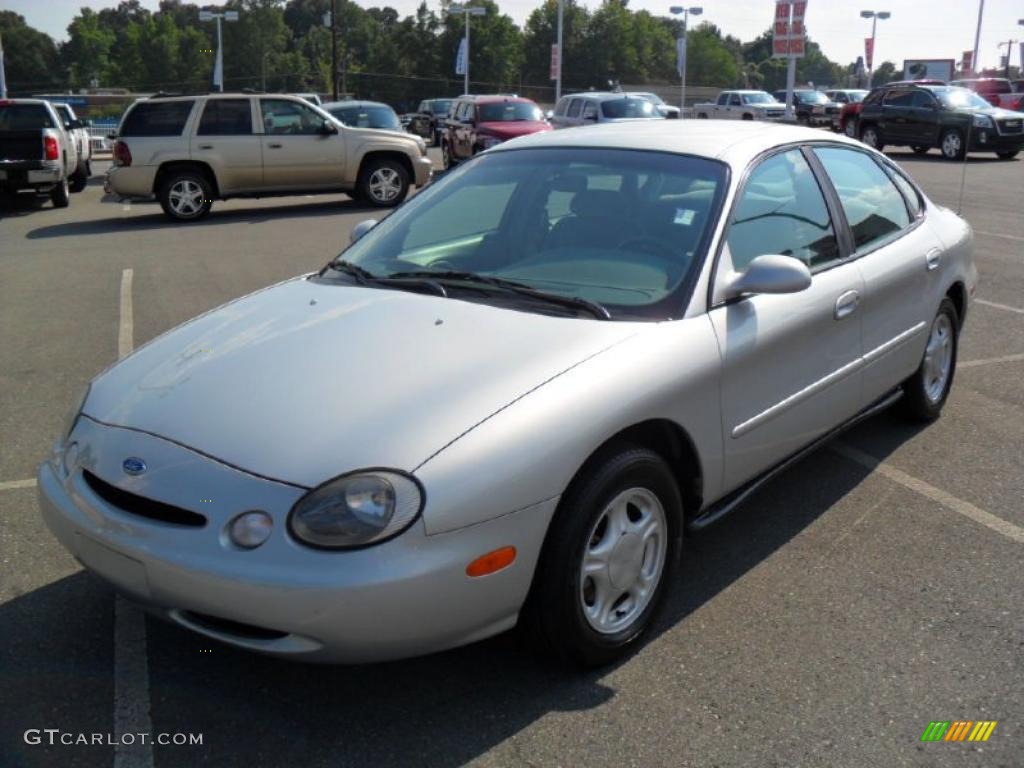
[39,122,976,665]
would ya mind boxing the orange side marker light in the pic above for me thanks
[466,546,516,577]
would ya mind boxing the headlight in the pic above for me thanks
[973,114,994,128]
[288,471,423,549]
[479,135,502,149]
[63,383,90,440]
[415,137,427,156]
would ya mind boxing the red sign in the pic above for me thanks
[791,1,807,20]
[788,37,805,56]
[775,1,791,21]
[790,20,804,36]
[549,43,560,81]
[865,37,874,70]
[962,50,973,75]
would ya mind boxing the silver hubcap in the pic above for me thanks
[845,122,857,137]
[943,132,961,158]
[863,129,878,147]
[923,314,953,403]
[579,487,668,635]
[368,168,401,202]
[168,179,205,216]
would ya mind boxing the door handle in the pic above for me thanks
[197,144,213,150]
[926,248,941,271]
[834,289,860,320]
[267,142,283,149]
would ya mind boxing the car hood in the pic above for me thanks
[83,277,638,488]
[478,121,552,139]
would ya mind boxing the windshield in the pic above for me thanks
[328,105,400,130]
[844,90,868,103]
[478,101,542,122]
[742,93,777,104]
[927,86,991,110]
[796,91,830,104]
[601,98,661,119]
[333,148,726,320]
[429,100,452,115]
[634,92,665,105]
[0,104,57,130]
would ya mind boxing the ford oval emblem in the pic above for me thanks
[122,457,147,476]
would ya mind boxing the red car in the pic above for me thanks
[950,78,1024,111]
[441,95,551,169]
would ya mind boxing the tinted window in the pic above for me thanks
[431,100,452,115]
[911,91,936,108]
[197,99,253,135]
[120,100,194,136]
[329,105,400,130]
[728,149,839,271]
[52,104,73,125]
[582,101,598,120]
[0,104,56,130]
[814,147,911,251]
[883,90,914,107]
[568,99,583,118]
[728,94,742,106]
[555,97,570,116]
[718,94,730,105]
[260,99,324,135]
[883,164,922,217]
[478,102,541,122]
[600,98,657,118]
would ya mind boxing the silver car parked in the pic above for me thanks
[549,92,665,128]
[39,122,975,666]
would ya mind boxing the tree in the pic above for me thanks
[63,8,116,88]
[0,11,62,93]
[872,60,898,85]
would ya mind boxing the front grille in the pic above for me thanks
[180,610,289,640]
[766,110,784,118]
[998,118,1022,134]
[83,470,207,527]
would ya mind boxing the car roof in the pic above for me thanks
[724,90,773,94]
[322,100,391,110]
[463,95,533,104]
[490,120,864,168]
[570,92,652,102]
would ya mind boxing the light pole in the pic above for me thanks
[199,9,239,92]
[554,0,564,102]
[670,6,702,116]
[449,5,486,96]
[860,10,890,87]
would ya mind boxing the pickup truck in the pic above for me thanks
[0,99,79,207]
[694,91,785,121]
[49,102,92,191]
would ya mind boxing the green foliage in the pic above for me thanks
[0,11,62,91]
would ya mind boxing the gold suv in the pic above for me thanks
[106,93,431,221]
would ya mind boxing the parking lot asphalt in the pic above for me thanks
[1,145,1021,768]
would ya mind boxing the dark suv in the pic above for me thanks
[441,95,550,169]
[857,83,1024,160]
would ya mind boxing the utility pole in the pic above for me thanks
[998,40,1016,78]
[331,0,338,100]
[555,0,564,102]
[972,0,985,78]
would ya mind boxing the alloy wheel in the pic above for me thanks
[168,179,205,217]
[862,127,879,148]
[367,167,402,203]
[923,313,953,403]
[942,131,962,159]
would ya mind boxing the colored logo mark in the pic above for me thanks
[122,457,147,475]
[920,721,997,742]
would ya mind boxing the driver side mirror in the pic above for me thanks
[722,254,811,300]
[319,119,339,135]
[350,219,378,244]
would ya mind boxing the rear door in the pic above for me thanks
[258,97,344,189]
[192,98,261,193]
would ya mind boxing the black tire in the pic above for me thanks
[843,119,858,138]
[431,128,441,148]
[911,145,930,156]
[900,298,959,422]
[441,139,457,170]
[158,170,213,221]
[69,164,88,193]
[940,128,966,161]
[860,124,884,152]
[50,176,70,208]
[358,158,410,208]
[696,112,708,119]
[522,442,683,667]
[996,150,1019,160]
[742,113,753,121]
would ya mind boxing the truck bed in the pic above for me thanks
[0,131,46,163]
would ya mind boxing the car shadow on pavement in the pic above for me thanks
[1,413,926,768]
[23,199,383,239]
[0,194,51,220]
[885,150,1013,164]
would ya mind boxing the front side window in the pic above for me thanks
[717,93,730,105]
[335,148,728,319]
[555,97,570,116]
[814,147,911,252]
[198,99,253,135]
[582,101,599,120]
[329,105,400,130]
[742,92,776,104]
[600,98,656,119]
[260,99,324,135]
[120,100,194,137]
[568,99,583,118]
[883,90,914,107]
[728,149,839,272]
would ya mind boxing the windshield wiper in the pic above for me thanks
[322,259,447,297]
[386,270,612,320]
[323,259,375,282]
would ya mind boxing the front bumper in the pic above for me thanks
[38,417,556,663]
[968,128,1024,153]
[412,155,433,187]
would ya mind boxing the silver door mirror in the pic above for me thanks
[723,254,811,299]
[350,219,378,244]
[544,110,554,120]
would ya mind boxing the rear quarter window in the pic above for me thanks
[120,101,195,137]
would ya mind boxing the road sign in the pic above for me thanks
[865,37,874,70]
[455,37,467,76]
[550,44,560,81]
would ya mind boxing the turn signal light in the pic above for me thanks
[113,140,132,167]
[44,135,59,160]
[466,546,516,578]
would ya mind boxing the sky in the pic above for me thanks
[5,0,1023,72]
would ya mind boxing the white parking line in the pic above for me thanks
[976,299,1024,316]
[959,353,1024,369]
[113,266,154,768]
[833,443,1024,545]
[975,230,1024,244]
[0,478,36,491]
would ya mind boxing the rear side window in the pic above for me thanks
[883,164,923,217]
[814,147,911,251]
[568,99,583,118]
[120,101,195,137]
[554,97,570,116]
[728,149,840,272]
[197,99,253,135]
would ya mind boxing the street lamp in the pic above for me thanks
[199,8,239,92]
[449,5,486,96]
[860,10,890,87]
[670,6,702,116]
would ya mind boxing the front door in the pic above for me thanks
[258,98,344,189]
[709,148,864,490]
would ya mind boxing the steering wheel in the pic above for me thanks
[617,236,676,261]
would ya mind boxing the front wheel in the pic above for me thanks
[996,150,1019,160]
[900,298,959,422]
[69,164,88,193]
[358,158,409,208]
[911,145,930,155]
[441,140,457,170]
[522,443,682,667]
[158,172,213,221]
[940,128,966,161]
[50,176,70,208]
[860,124,884,152]
[843,120,858,138]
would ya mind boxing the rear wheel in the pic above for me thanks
[843,120,858,138]
[911,145,930,155]
[742,113,753,121]
[696,112,708,119]
[158,171,213,221]
[860,124,884,152]
[996,150,1019,160]
[900,298,958,422]
[358,158,409,208]
[522,443,682,667]
[50,176,70,208]
[940,128,966,161]
[69,163,88,193]
[441,140,457,170]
